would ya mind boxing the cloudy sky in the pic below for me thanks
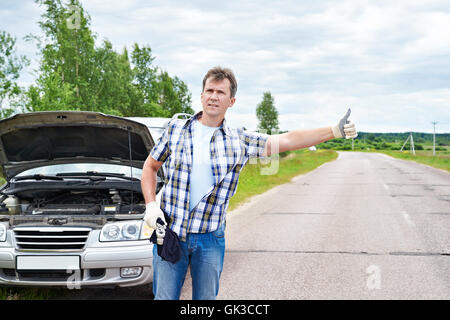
[1,0,449,133]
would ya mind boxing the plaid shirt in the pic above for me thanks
[150,112,269,241]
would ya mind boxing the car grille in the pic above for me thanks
[16,269,81,281]
[14,227,91,251]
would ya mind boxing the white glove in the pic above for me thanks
[331,108,358,139]
[143,201,166,229]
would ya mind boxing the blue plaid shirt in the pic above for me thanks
[150,112,269,241]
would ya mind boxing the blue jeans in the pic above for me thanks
[152,223,226,300]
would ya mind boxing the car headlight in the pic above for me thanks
[0,223,7,242]
[100,220,151,242]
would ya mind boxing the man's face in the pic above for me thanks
[201,77,236,120]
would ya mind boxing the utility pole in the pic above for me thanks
[400,134,409,152]
[432,121,438,156]
[410,132,415,155]
[400,132,415,155]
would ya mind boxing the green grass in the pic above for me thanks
[318,139,449,172]
[367,149,450,172]
[0,287,65,300]
[228,149,338,211]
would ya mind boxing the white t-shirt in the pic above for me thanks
[189,119,218,212]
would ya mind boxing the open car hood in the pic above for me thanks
[0,111,155,179]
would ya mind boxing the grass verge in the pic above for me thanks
[361,150,450,172]
[0,287,65,300]
[228,149,338,211]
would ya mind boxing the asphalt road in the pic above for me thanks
[179,151,450,299]
[59,151,449,300]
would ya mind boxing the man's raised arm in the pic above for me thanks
[263,108,357,156]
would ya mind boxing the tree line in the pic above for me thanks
[317,132,450,152]
[0,0,194,119]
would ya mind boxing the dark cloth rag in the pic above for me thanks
[150,217,181,264]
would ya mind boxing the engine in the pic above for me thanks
[1,188,145,216]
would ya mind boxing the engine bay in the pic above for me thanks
[0,187,146,217]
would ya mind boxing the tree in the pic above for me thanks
[27,71,78,111]
[93,41,138,116]
[366,133,376,144]
[154,70,194,116]
[131,43,167,117]
[172,75,194,115]
[27,0,97,112]
[26,0,193,117]
[256,91,279,134]
[0,30,29,118]
[131,44,194,117]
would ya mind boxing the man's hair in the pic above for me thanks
[202,66,237,98]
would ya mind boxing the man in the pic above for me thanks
[141,66,357,300]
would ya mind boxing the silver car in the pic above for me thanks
[0,111,165,290]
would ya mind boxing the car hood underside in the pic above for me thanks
[0,111,155,179]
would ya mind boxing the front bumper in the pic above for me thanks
[0,229,154,288]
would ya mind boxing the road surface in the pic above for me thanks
[179,151,450,299]
[58,151,449,299]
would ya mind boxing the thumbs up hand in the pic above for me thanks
[331,108,358,139]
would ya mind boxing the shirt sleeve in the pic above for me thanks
[240,129,269,159]
[150,123,171,163]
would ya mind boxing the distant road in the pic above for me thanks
[180,151,450,299]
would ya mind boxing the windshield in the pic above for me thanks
[16,163,143,180]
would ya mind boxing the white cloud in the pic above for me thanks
[1,0,449,133]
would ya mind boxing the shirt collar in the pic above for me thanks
[184,111,232,136]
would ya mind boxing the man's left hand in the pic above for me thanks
[331,108,358,139]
